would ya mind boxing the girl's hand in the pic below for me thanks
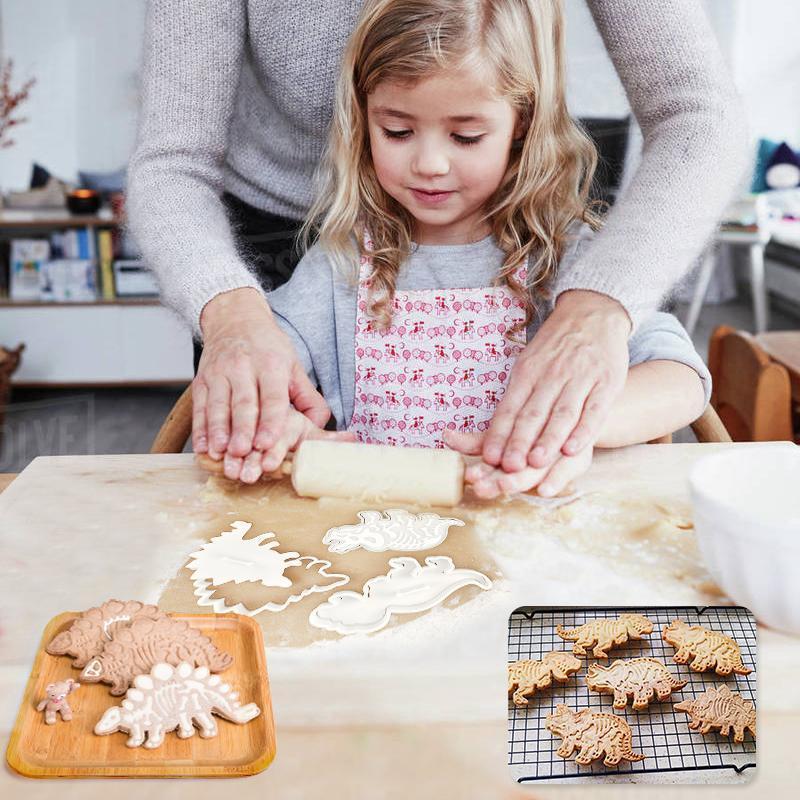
[232,407,356,485]
[481,290,630,472]
[194,287,330,481]
[445,430,592,499]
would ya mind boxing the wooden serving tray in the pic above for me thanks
[6,612,276,778]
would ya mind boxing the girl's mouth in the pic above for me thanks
[410,188,454,205]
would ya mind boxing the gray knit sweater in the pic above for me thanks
[127,0,749,339]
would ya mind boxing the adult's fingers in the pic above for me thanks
[239,449,265,485]
[500,379,564,473]
[191,379,210,454]
[561,382,615,456]
[227,371,260,458]
[480,360,542,466]
[526,378,596,469]
[537,447,593,497]
[471,463,549,499]
[252,361,291,452]
[223,450,245,481]
[205,376,232,459]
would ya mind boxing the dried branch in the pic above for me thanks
[0,59,36,149]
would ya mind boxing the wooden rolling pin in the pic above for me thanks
[196,440,466,506]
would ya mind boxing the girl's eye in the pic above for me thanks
[382,128,411,140]
[453,133,484,146]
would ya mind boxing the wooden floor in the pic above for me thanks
[0,474,16,493]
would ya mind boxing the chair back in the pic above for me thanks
[708,325,793,441]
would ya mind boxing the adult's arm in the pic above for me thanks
[127,1,327,471]
[482,0,750,472]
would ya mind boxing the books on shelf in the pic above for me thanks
[1,224,157,302]
[40,259,98,302]
[10,239,51,300]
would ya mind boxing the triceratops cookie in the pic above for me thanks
[80,616,233,695]
[556,614,654,659]
[662,619,752,675]
[586,657,687,710]
[46,599,167,668]
[674,685,756,743]
[508,651,582,706]
[545,704,646,767]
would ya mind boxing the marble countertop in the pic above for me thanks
[0,444,796,796]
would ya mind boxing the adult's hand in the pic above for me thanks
[481,290,631,472]
[194,287,329,481]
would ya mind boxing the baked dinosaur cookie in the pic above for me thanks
[586,657,687,710]
[46,599,167,668]
[556,614,654,658]
[545,704,646,767]
[79,616,233,695]
[674,685,756,743]
[508,651,582,706]
[95,662,260,749]
[662,619,752,675]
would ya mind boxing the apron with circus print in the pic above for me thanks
[349,236,527,448]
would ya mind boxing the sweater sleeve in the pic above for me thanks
[556,0,751,331]
[628,312,712,406]
[126,0,264,339]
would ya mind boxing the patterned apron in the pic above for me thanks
[350,236,527,448]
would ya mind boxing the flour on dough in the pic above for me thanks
[308,556,491,635]
[187,520,350,615]
[322,509,465,554]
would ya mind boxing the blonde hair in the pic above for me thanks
[302,0,601,331]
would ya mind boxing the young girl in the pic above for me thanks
[250,0,709,497]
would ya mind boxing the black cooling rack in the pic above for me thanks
[507,606,757,783]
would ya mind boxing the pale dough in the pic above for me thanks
[292,440,465,506]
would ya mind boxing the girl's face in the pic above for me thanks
[367,64,521,245]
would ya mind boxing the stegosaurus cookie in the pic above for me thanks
[545,704,645,767]
[674,685,756,743]
[508,651,582,706]
[556,614,653,659]
[662,619,752,675]
[79,616,233,695]
[586,657,687,710]
[46,599,167,668]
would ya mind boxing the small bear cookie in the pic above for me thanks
[36,679,80,725]
[80,616,233,695]
[94,662,260,749]
[586,657,687,710]
[508,651,582,706]
[545,704,646,767]
[46,599,167,668]
[662,619,752,675]
[556,614,654,659]
[674,685,756,743]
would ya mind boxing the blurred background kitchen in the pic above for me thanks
[0,0,798,472]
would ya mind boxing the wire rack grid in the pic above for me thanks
[507,606,757,783]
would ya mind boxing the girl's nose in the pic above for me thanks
[411,141,449,178]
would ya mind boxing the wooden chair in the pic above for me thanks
[152,383,732,454]
[151,384,193,454]
[706,324,793,442]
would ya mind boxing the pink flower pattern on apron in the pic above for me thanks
[350,236,527,448]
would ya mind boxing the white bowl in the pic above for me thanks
[689,444,800,634]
